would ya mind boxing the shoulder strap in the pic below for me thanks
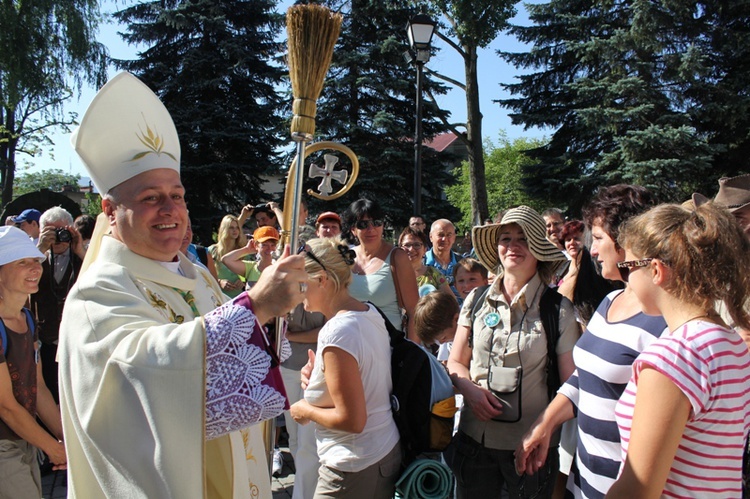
[540,286,563,401]
[389,248,404,310]
[1,309,35,357]
[23,308,35,335]
[368,301,404,346]
[467,285,491,349]
[0,319,5,357]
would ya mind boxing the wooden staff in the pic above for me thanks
[266,4,342,479]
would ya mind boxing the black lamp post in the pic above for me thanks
[406,14,436,217]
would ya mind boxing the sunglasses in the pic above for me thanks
[616,258,653,282]
[354,219,384,230]
[298,245,328,274]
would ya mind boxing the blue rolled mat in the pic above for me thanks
[395,458,453,499]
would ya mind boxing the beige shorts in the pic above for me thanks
[314,441,401,498]
[0,439,42,499]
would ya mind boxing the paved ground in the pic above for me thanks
[41,444,297,498]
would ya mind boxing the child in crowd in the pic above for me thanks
[413,292,460,447]
[221,226,279,288]
[414,292,463,441]
[414,292,459,353]
[453,257,489,304]
[413,292,458,404]
[437,258,489,363]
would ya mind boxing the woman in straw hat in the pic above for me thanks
[446,205,580,498]
[607,201,750,498]
[516,185,666,499]
[0,227,66,497]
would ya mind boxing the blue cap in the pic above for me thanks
[11,208,41,224]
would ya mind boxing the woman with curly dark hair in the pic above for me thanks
[557,219,621,327]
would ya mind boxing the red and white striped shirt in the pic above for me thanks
[615,320,750,498]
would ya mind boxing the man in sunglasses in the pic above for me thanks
[424,219,461,298]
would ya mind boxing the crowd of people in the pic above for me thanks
[2,70,750,499]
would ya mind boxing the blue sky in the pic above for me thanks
[24,0,545,177]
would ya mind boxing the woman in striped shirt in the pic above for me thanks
[515,185,665,499]
[607,202,750,498]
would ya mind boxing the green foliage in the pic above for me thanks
[432,0,515,48]
[0,0,107,207]
[446,134,550,231]
[499,0,750,211]
[13,169,80,198]
[83,193,102,217]
[114,0,286,243]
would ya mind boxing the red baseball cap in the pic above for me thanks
[316,211,341,224]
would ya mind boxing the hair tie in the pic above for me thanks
[337,244,355,265]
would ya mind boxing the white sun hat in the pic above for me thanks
[70,71,181,194]
[0,226,45,266]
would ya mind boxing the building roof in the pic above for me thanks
[424,132,461,152]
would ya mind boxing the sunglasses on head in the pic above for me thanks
[616,258,653,282]
[298,245,328,274]
[298,244,356,272]
[354,219,383,230]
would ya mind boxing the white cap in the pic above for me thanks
[71,72,180,194]
[0,226,45,266]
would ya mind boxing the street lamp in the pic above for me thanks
[406,14,436,217]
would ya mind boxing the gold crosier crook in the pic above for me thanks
[280,141,359,244]
[264,4,359,478]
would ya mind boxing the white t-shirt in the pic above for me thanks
[305,303,400,472]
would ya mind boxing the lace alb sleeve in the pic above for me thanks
[203,293,289,440]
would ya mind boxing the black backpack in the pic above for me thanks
[469,285,563,401]
[370,304,449,465]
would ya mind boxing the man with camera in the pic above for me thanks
[30,207,85,402]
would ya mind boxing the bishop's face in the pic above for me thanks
[104,168,188,262]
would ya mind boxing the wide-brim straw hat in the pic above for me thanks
[714,174,750,213]
[472,205,566,272]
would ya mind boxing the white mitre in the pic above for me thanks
[71,71,181,194]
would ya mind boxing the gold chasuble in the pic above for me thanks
[58,236,286,497]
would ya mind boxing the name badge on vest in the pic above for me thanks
[484,312,500,328]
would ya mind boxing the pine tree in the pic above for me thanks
[499,0,750,211]
[304,0,459,229]
[114,0,286,240]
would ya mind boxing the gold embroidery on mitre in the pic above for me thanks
[128,116,177,163]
